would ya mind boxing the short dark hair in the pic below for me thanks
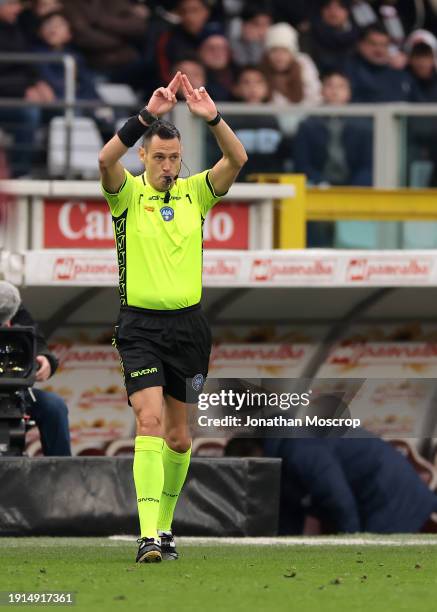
[236,64,266,79]
[320,0,348,9]
[359,24,389,42]
[321,69,350,83]
[172,53,202,68]
[143,120,181,148]
[410,42,435,58]
[241,3,272,22]
[176,0,209,9]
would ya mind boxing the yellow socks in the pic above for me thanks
[133,436,164,539]
[157,441,191,533]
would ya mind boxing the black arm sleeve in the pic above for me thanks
[11,304,59,376]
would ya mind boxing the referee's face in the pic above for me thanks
[140,136,182,192]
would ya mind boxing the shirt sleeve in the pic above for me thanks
[189,169,227,218]
[101,170,136,217]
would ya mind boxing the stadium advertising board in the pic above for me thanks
[42,199,250,249]
[24,249,437,287]
[30,331,437,454]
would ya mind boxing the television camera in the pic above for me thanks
[0,327,37,456]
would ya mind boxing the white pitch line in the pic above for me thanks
[109,535,437,546]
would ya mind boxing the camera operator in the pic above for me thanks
[0,281,71,456]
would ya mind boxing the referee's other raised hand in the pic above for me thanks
[146,71,182,118]
[180,73,217,122]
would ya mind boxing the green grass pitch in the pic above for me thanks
[0,537,436,611]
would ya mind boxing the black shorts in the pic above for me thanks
[113,304,212,403]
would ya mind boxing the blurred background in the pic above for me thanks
[2,0,437,536]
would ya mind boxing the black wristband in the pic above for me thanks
[117,115,148,148]
[139,106,158,126]
[207,112,221,126]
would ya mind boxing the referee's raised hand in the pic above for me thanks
[146,71,182,117]
[180,73,217,122]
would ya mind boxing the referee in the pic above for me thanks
[98,72,247,563]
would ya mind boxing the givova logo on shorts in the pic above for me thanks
[130,367,158,378]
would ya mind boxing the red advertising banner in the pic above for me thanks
[43,200,249,249]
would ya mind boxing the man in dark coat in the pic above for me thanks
[0,281,71,456]
[345,24,414,102]
[264,432,437,534]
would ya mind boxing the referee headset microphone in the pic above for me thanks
[163,158,187,203]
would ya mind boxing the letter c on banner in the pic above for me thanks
[58,202,86,240]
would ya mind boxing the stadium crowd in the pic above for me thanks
[2,0,437,186]
[0,0,437,177]
[2,0,437,102]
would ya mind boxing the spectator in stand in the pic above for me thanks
[345,24,414,101]
[198,32,234,100]
[293,71,373,246]
[227,65,288,179]
[406,30,437,102]
[230,4,272,68]
[33,12,98,101]
[171,57,206,93]
[347,2,408,68]
[261,22,322,105]
[294,71,372,187]
[0,0,55,176]
[62,0,148,84]
[307,0,361,72]
[404,31,437,188]
[19,0,63,44]
[155,0,221,83]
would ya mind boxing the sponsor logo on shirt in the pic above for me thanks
[160,206,174,222]
[148,195,182,201]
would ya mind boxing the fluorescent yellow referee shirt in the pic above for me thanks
[101,170,223,310]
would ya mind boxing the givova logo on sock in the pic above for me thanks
[130,367,158,378]
[137,497,159,503]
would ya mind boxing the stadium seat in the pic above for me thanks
[115,118,145,175]
[105,438,135,456]
[96,83,138,107]
[192,437,226,457]
[76,446,106,456]
[48,116,104,179]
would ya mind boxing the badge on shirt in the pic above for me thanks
[160,206,174,222]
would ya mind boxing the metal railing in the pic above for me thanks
[0,53,76,176]
[173,101,437,189]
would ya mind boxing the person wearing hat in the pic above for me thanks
[404,30,437,189]
[0,281,71,456]
[261,22,322,105]
[405,29,437,102]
